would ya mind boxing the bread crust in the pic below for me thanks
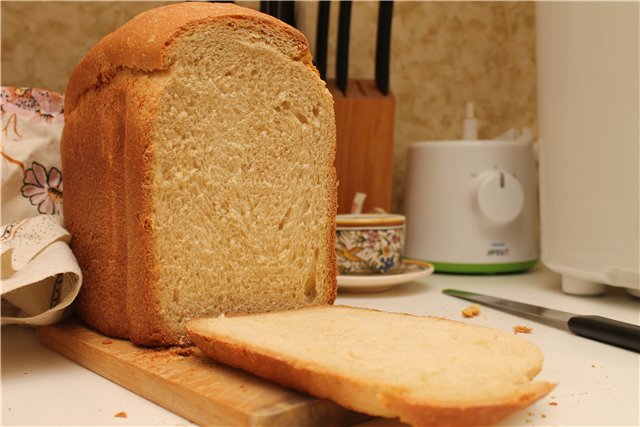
[122,77,170,346]
[64,2,313,115]
[62,3,336,346]
[382,381,555,427]
[62,71,167,342]
[62,76,131,338]
[186,306,556,426]
[321,120,339,305]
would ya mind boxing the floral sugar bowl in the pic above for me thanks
[336,214,406,275]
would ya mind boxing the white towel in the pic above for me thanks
[1,215,81,325]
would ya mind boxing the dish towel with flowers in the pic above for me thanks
[2,86,65,223]
[1,86,82,325]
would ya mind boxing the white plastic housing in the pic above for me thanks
[537,2,639,295]
[404,140,539,268]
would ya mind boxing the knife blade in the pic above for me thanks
[443,288,640,353]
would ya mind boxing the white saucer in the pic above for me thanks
[338,259,434,293]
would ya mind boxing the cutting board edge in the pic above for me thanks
[36,322,266,426]
[35,320,372,427]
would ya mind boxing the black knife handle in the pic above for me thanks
[280,1,296,27]
[568,315,640,353]
[315,0,330,81]
[268,0,279,19]
[375,0,394,95]
[336,0,352,94]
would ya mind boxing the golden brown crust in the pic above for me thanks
[62,76,131,339]
[63,2,334,346]
[64,2,313,115]
[382,382,555,426]
[63,71,174,343]
[324,113,339,304]
[121,77,175,346]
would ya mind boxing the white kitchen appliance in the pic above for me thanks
[404,139,539,274]
[536,2,639,296]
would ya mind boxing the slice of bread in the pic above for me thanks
[187,305,555,426]
[61,3,337,346]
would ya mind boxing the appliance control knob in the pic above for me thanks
[476,171,524,223]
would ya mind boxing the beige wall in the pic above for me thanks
[1,1,537,212]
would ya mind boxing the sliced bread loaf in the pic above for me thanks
[187,305,555,426]
[61,3,337,346]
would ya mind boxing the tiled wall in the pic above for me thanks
[2,1,537,212]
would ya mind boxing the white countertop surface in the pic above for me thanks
[2,265,639,426]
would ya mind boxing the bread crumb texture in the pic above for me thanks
[462,305,481,318]
[153,17,336,338]
[513,325,533,334]
[169,346,196,358]
[114,411,127,418]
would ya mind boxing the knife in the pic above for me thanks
[280,1,296,27]
[443,289,640,353]
[336,0,352,94]
[375,0,394,95]
[267,0,279,19]
[315,0,330,81]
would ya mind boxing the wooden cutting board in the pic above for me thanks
[36,318,369,426]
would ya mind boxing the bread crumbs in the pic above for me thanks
[102,340,113,345]
[114,411,127,418]
[462,305,481,318]
[513,325,533,334]
[170,346,196,357]
[548,402,558,406]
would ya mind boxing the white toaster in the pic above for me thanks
[403,139,539,274]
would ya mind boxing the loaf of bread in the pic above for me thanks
[187,306,555,426]
[61,3,337,346]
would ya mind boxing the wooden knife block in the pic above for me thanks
[328,79,395,214]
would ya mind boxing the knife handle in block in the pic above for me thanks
[568,315,640,353]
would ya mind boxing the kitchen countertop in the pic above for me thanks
[2,265,639,426]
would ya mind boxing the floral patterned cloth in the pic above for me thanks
[1,86,65,225]
[1,87,81,326]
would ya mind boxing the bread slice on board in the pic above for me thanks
[187,305,555,427]
[61,2,337,346]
